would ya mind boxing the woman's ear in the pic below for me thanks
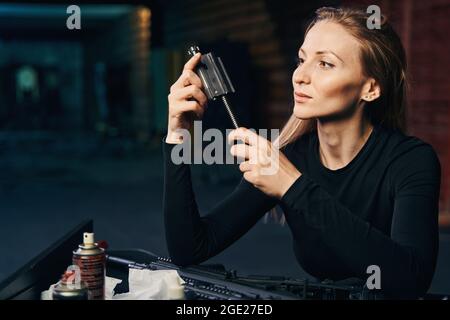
[361,78,381,102]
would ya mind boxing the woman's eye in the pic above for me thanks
[296,57,304,67]
[319,60,334,69]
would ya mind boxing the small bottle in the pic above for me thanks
[52,269,88,300]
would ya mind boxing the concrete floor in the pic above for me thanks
[0,132,449,295]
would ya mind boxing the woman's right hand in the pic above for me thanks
[166,52,208,144]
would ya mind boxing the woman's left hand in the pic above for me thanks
[228,127,301,199]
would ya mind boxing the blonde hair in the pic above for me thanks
[269,6,408,223]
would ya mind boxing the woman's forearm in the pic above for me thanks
[163,141,204,266]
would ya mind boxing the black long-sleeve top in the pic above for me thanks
[163,125,441,299]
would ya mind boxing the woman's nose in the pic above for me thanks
[293,64,311,85]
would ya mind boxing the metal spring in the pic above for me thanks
[221,96,239,129]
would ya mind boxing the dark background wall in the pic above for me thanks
[0,41,83,130]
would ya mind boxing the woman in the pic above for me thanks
[163,7,441,299]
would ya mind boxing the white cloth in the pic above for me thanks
[41,268,184,300]
[112,268,185,300]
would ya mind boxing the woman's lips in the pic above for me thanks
[294,91,312,103]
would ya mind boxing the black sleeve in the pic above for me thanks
[163,140,278,266]
[280,145,441,299]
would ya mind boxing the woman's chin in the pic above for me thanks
[293,104,317,119]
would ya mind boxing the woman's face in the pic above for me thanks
[292,21,372,120]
